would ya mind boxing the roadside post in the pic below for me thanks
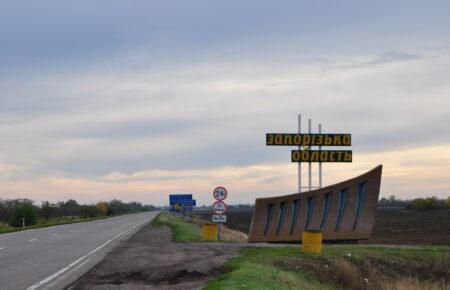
[212,186,228,241]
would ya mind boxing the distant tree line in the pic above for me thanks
[378,195,450,210]
[0,198,158,228]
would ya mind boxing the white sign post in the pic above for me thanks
[212,186,228,240]
[212,215,227,222]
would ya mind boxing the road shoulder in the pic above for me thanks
[69,223,243,289]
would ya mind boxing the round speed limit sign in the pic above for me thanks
[213,200,227,215]
[213,186,228,201]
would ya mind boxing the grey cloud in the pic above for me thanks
[0,0,449,186]
[2,0,449,76]
[34,142,278,178]
[353,113,450,152]
[333,51,426,70]
[50,118,204,140]
[0,116,25,125]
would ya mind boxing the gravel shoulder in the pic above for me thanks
[69,223,244,289]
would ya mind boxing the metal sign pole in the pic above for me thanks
[308,118,312,191]
[319,123,323,188]
[212,187,228,241]
[298,114,302,193]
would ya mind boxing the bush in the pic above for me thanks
[80,205,100,219]
[9,201,38,227]
[0,201,11,223]
[58,199,80,216]
[96,202,108,216]
[378,195,409,208]
[107,199,126,215]
[406,197,448,210]
[39,201,53,220]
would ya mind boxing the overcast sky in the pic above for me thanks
[1,1,449,205]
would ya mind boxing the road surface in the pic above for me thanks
[0,211,158,290]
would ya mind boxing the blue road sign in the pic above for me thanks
[169,194,196,213]
[178,199,196,206]
[169,194,193,205]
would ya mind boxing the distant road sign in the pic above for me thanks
[178,199,196,206]
[213,187,228,201]
[169,194,195,213]
[212,215,227,223]
[213,200,227,215]
[169,194,193,205]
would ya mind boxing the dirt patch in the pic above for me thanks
[273,253,450,290]
[361,209,450,246]
[69,224,244,289]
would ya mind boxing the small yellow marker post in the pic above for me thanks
[301,229,322,253]
[202,222,218,241]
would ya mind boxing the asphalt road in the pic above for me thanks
[0,211,158,290]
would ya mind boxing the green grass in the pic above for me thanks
[0,216,109,234]
[205,245,450,290]
[206,260,332,290]
[205,247,334,290]
[152,211,202,242]
[150,212,450,289]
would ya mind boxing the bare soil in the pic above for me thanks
[69,224,243,290]
[197,208,450,245]
[361,208,450,245]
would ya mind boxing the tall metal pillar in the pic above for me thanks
[298,114,302,193]
[308,118,312,191]
[318,123,323,188]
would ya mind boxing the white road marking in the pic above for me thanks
[29,239,37,242]
[27,215,154,290]
[51,233,58,236]
[44,258,91,289]
[0,247,5,250]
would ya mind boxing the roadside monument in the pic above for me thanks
[248,115,382,243]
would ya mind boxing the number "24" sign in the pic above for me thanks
[213,187,228,201]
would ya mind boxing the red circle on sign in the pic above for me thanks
[213,186,228,201]
[212,200,227,215]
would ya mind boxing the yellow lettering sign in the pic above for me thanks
[291,150,352,162]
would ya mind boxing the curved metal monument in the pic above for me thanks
[248,165,382,243]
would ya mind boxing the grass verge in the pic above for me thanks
[205,245,450,290]
[152,211,248,243]
[0,216,110,235]
[152,211,202,242]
